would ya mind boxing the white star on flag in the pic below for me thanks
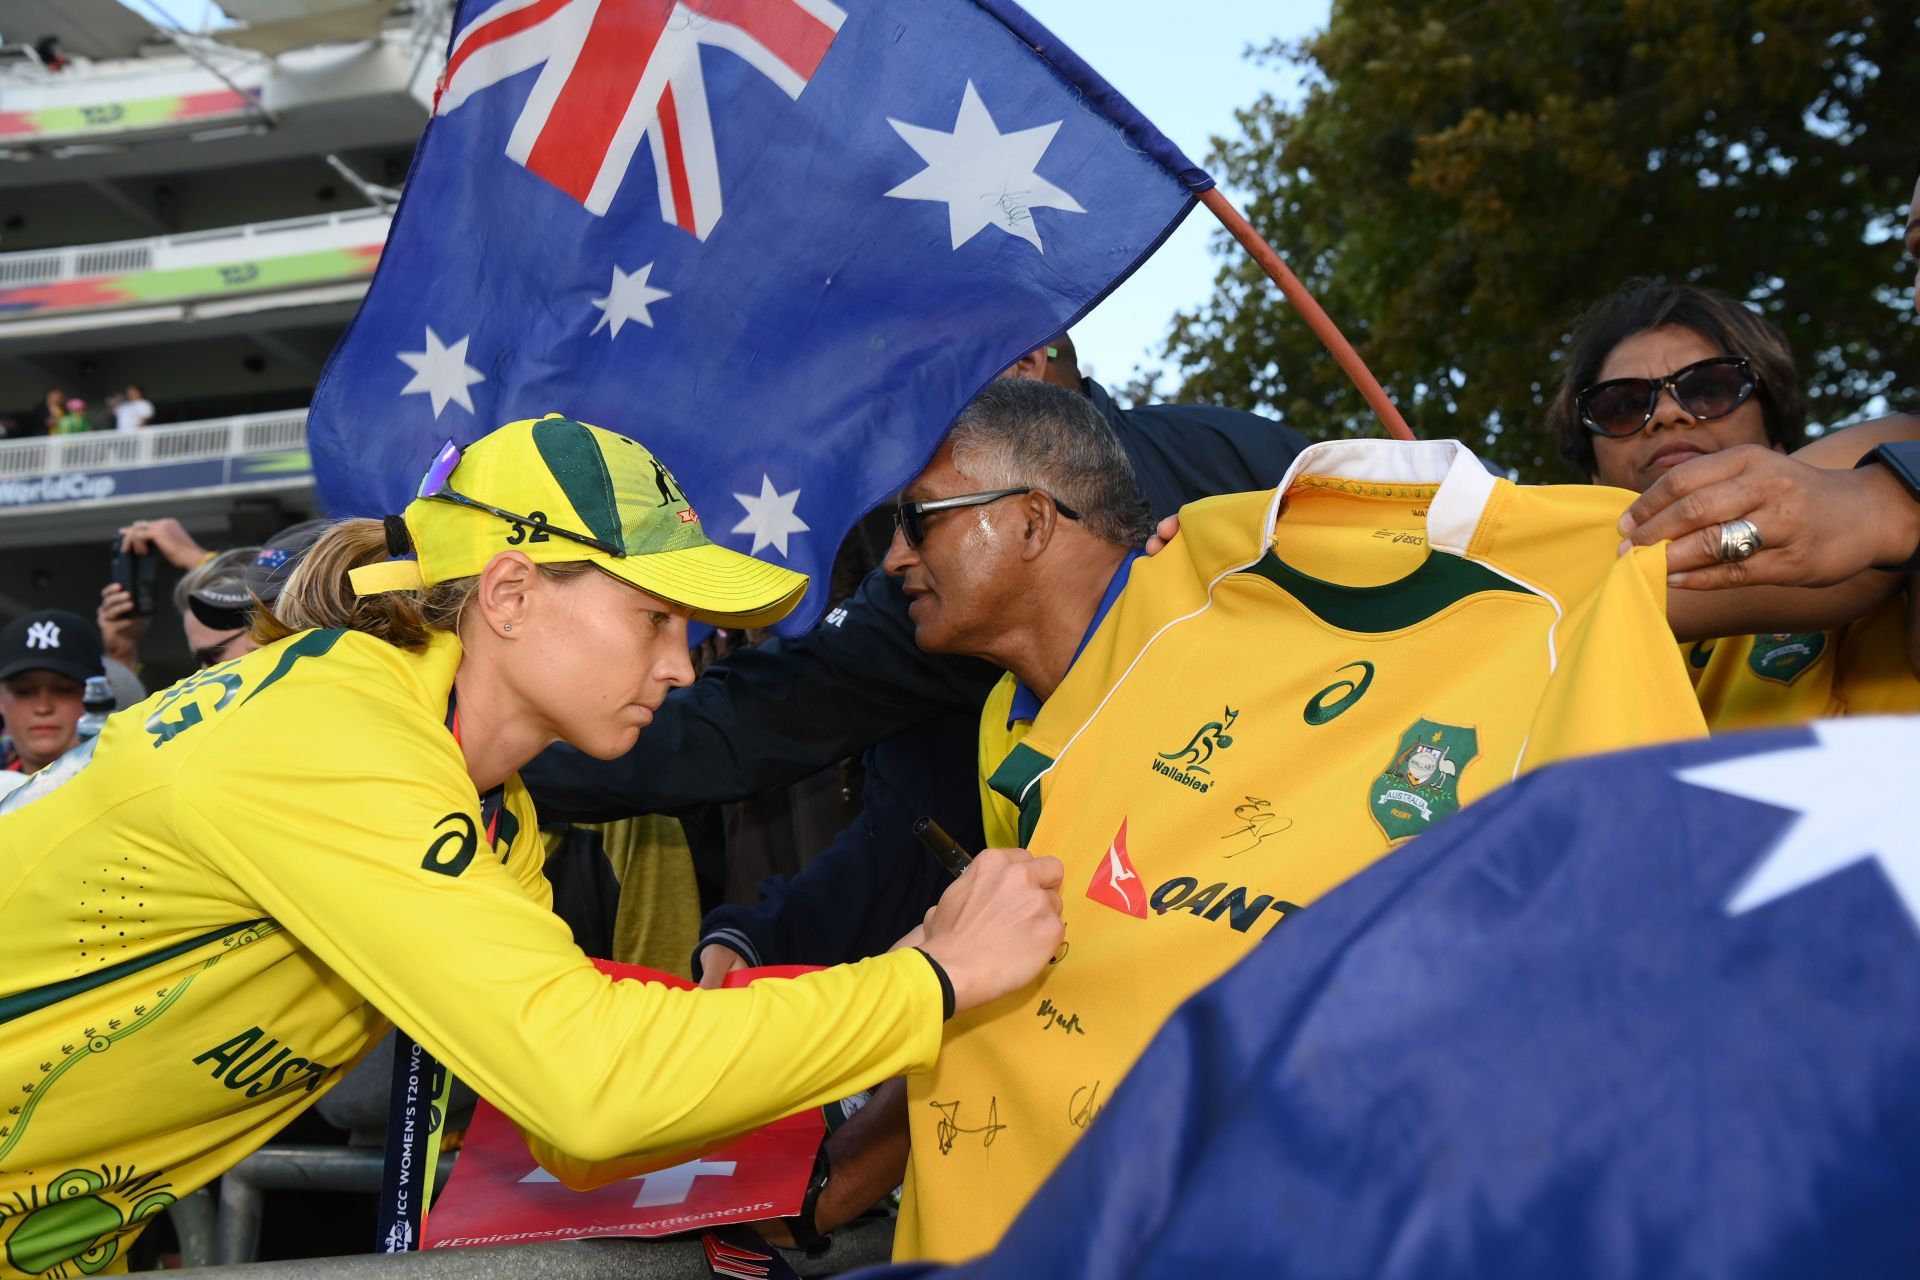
[731,474,809,557]
[885,80,1086,252]
[591,262,671,338]
[1677,718,1920,932]
[396,327,485,418]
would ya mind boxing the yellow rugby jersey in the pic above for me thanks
[896,439,1709,1263]
[1684,593,1920,732]
[0,629,942,1279]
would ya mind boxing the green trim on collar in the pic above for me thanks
[987,741,1055,847]
[1244,548,1535,633]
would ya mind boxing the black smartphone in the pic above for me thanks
[110,537,157,618]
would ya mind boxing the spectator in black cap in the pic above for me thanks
[0,609,104,774]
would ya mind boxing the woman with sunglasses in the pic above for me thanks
[0,413,1065,1276]
[1549,280,1920,727]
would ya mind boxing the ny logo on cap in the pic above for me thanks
[24,621,60,650]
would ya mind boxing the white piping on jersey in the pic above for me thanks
[1020,438,1578,802]
[1016,483,1285,809]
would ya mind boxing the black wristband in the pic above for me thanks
[784,1145,832,1256]
[913,947,956,1020]
[1856,443,1920,572]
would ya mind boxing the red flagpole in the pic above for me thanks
[1200,187,1415,442]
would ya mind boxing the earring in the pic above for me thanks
[502,623,512,632]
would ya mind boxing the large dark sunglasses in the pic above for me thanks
[417,438,625,557]
[1577,356,1756,439]
[892,486,1082,548]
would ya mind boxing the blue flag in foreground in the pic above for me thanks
[309,0,1207,630]
[863,718,1920,1278]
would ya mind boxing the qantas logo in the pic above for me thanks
[1084,819,1146,917]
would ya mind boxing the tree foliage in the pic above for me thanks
[1160,1,1920,478]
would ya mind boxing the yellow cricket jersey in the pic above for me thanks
[0,628,942,1279]
[1684,593,1920,732]
[896,439,1710,1263]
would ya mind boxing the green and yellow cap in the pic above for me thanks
[349,414,808,629]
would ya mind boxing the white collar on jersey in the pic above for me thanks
[1269,438,1501,557]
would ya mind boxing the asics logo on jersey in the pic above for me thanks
[1085,819,1147,918]
[1303,661,1374,725]
[422,812,478,878]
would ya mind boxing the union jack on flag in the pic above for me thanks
[438,0,847,234]
[313,0,1214,632]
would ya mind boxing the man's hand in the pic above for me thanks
[97,582,148,666]
[919,848,1064,1014]
[695,943,749,989]
[1621,445,1920,590]
[119,517,209,571]
[1145,514,1181,556]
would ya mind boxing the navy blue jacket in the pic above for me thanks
[520,384,1307,968]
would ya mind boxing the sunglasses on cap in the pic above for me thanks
[1577,356,1756,439]
[893,486,1082,548]
[418,438,625,558]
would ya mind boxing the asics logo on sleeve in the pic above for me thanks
[422,813,478,877]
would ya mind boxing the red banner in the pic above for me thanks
[423,961,824,1249]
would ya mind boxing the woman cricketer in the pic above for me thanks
[0,414,1065,1276]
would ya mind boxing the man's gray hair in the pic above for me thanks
[948,380,1152,546]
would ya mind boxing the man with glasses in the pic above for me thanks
[519,338,1307,954]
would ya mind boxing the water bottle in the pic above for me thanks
[77,675,115,740]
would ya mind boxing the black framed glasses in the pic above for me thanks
[417,438,625,557]
[1577,356,1756,439]
[892,486,1082,547]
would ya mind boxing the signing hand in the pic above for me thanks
[919,848,1064,1014]
[1620,445,1920,589]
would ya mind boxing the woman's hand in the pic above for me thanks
[1620,445,1920,590]
[1145,514,1180,556]
[97,582,148,666]
[919,848,1064,1014]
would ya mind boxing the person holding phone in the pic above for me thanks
[0,414,1064,1278]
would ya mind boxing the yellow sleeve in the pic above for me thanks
[1520,543,1708,772]
[978,672,1024,850]
[172,706,943,1189]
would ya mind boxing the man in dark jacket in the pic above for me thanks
[520,338,1309,971]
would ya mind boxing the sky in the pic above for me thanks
[144,0,1333,389]
[1016,0,1330,390]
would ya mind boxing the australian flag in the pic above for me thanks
[309,0,1209,630]
[862,718,1920,1278]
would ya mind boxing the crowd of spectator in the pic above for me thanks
[1,173,1918,1275]
[0,384,155,439]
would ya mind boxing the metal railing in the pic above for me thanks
[0,410,308,478]
[0,209,389,289]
